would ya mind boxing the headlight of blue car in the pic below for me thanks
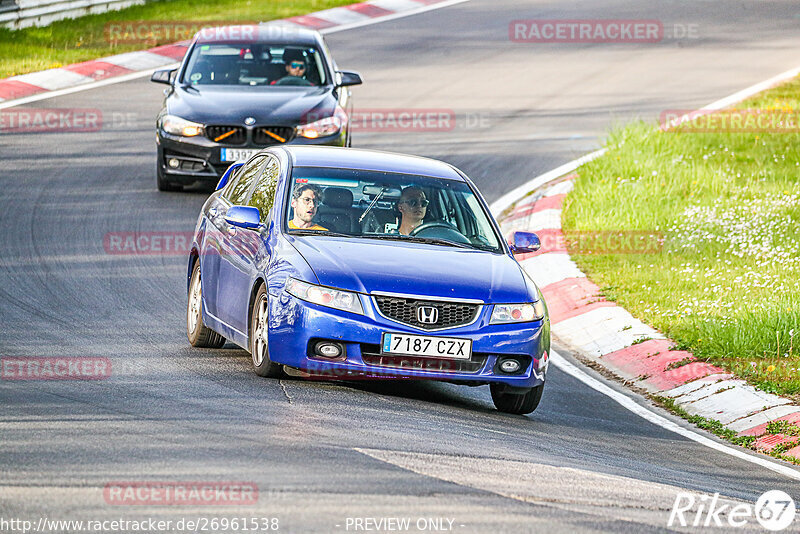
[490,301,545,324]
[285,278,364,315]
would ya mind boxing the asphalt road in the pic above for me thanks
[2,0,800,532]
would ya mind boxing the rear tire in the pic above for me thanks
[187,261,226,348]
[490,383,544,415]
[249,284,283,378]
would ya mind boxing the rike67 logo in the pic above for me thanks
[669,490,796,531]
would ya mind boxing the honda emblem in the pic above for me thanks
[416,306,438,324]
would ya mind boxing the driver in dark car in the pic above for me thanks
[397,186,429,235]
[271,50,313,86]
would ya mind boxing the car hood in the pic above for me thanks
[167,85,335,126]
[288,236,532,303]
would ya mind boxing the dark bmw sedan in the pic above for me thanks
[151,25,362,191]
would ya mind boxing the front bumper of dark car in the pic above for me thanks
[157,128,346,185]
[267,291,550,387]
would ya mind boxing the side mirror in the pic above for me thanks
[151,68,176,85]
[511,231,540,254]
[225,206,262,230]
[215,162,244,191]
[336,70,363,87]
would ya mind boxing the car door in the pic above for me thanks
[202,155,266,325]
[216,155,281,335]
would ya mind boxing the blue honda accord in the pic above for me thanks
[186,146,550,414]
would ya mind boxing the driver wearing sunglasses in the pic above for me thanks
[397,186,429,235]
[271,50,314,86]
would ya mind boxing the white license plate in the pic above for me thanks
[221,148,260,162]
[382,333,472,360]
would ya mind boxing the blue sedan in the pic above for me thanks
[186,146,550,414]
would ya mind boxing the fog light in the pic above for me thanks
[499,359,521,373]
[316,342,342,359]
[168,158,180,168]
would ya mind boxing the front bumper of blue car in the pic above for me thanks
[267,289,550,387]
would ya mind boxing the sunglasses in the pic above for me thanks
[290,62,306,69]
[401,199,429,208]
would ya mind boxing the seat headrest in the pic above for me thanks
[323,187,353,209]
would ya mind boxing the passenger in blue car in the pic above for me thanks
[289,183,328,231]
[396,186,429,235]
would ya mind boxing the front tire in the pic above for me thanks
[249,284,283,378]
[490,383,544,415]
[187,261,226,348]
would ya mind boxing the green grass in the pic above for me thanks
[0,0,354,79]
[563,75,800,399]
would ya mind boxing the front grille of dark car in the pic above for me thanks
[253,126,295,145]
[373,296,480,331]
[361,344,487,374]
[206,125,246,145]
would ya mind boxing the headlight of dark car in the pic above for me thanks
[285,278,364,315]
[490,301,546,324]
[296,107,347,139]
[160,114,205,137]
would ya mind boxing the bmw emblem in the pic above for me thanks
[244,117,256,126]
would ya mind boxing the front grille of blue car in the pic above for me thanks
[373,296,479,331]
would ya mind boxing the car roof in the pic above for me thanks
[193,25,322,46]
[280,146,465,181]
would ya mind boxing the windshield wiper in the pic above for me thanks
[290,230,354,238]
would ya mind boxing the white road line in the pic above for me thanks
[489,148,606,216]
[0,0,472,110]
[551,350,800,481]
[320,0,472,34]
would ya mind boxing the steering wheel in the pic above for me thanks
[410,221,471,244]
[273,76,312,86]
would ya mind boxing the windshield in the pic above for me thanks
[182,44,326,86]
[284,167,504,253]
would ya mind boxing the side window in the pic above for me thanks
[224,155,266,205]
[248,157,280,223]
